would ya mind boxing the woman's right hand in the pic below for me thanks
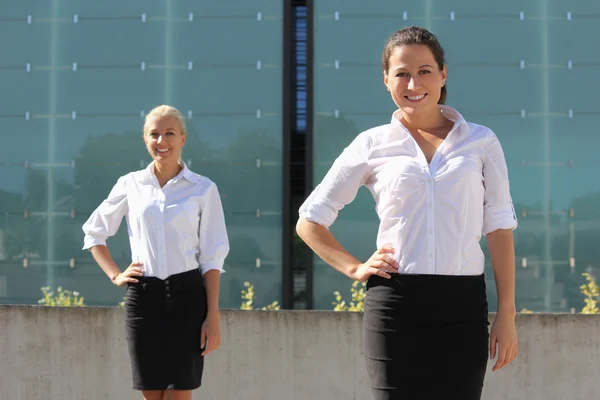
[351,245,399,282]
[111,262,144,287]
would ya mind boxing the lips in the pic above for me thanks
[405,94,427,101]
[156,148,170,154]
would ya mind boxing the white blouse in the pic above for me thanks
[299,105,517,276]
[82,162,230,279]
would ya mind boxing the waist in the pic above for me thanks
[132,268,203,291]
[367,273,487,302]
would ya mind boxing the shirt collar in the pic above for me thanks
[390,104,468,134]
[139,160,196,185]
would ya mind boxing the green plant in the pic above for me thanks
[333,280,366,312]
[240,281,280,310]
[581,272,599,314]
[38,286,85,307]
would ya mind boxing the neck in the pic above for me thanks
[153,160,183,184]
[400,105,447,131]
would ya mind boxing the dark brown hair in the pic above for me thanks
[382,26,447,104]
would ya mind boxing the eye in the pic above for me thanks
[166,131,175,136]
[396,72,409,78]
[149,132,159,138]
[419,70,432,75]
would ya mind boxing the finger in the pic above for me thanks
[126,277,139,283]
[377,244,396,255]
[213,333,221,348]
[128,267,145,274]
[372,268,391,279]
[202,336,215,356]
[508,344,518,365]
[493,346,508,372]
[377,255,398,272]
[209,336,217,353]
[489,333,497,359]
[122,271,140,278]
[200,328,206,350]
[131,262,144,267]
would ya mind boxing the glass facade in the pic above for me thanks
[0,1,283,308]
[312,0,600,311]
[2,1,598,312]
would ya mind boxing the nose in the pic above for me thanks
[407,76,419,90]
[157,134,164,144]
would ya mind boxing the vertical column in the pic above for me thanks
[282,0,293,309]
[46,0,60,288]
[540,0,553,311]
[164,1,175,104]
[425,0,433,30]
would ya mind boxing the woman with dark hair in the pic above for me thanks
[297,26,518,399]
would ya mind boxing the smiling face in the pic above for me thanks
[384,44,447,117]
[143,115,186,164]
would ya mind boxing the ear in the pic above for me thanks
[441,65,447,84]
[383,72,390,91]
[181,134,186,147]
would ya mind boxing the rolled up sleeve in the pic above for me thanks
[482,133,518,235]
[299,136,371,228]
[198,182,230,275]
[82,176,129,250]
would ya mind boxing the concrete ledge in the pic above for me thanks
[0,306,599,399]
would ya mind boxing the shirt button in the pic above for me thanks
[166,293,171,298]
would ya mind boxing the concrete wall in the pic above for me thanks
[0,306,598,400]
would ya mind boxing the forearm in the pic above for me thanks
[296,217,362,279]
[90,245,121,282]
[487,229,516,316]
[202,269,221,314]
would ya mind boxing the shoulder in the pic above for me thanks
[114,171,139,188]
[464,121,502,145]
[183,169,219,191]
[347,123,394,152]
[127,169,144,183]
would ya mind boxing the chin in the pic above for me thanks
[400,102,435,114]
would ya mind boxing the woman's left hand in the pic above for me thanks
[489,312,518,371]
[201,310,221,356]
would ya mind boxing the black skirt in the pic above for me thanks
[363,273,489,400]
[125,268,207,391]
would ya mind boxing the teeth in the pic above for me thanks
[407,94,425,101]
[157,148,169,153]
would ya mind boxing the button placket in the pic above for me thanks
[165,279,171,303]
[158,191,167,276]
[425,173,435,273]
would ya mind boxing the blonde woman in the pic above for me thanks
[82,105,229,400]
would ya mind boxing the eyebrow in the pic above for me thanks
[393,64,434,71]
[149,128,177,132]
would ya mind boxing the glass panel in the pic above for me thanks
[0,0,283,308]
[312,0,600,312]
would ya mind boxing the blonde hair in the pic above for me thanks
[143,105,187,136]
